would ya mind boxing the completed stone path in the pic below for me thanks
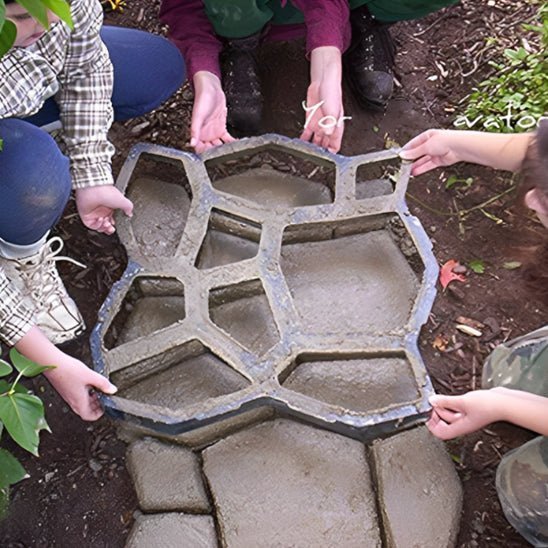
[125,421,461,547]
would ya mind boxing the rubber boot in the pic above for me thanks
[221,32,263,137]
[343,5,396,110]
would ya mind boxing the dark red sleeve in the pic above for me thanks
[159,0,222,81]
[290,0,351,54]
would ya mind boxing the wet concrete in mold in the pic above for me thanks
[197,230,259,269]
[282,357,420,413]
[126,176,191,257]
[92,136,461,547]
[280,231,420,334]
[212,166,332,208]
[117,352,249,411]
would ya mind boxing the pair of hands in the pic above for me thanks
[23,185,134,420]
[190,46,344,154]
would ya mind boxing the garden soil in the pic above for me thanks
[1,0,546,546]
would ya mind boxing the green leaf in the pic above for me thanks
[0,392,47,455]
[14,0,49,28]
[9,349,55,378]
[0,360,12,378]
[0,19,16,57]
[503,261,522,270]
[40,0,73,29]
[0,449,27,488]
[468,260,485,274]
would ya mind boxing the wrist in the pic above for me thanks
[193,71,222,92]
[310,46,342,82]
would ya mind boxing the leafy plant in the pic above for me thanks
[0,349,53,518]
[0,0,73,57]
[445,175,474,190]
[459,4,547,133]
[468,259,485,274]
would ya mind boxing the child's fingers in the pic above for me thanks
[412,157,439,176]
[433,405,462,424]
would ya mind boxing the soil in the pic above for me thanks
[0,1,545,546]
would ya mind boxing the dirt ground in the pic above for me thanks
[1,0,546,546]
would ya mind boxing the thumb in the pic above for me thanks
[429,394,461,411]
[119,195,133,217]
[90,372,118,395]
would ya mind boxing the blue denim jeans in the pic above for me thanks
[0,26,185,245]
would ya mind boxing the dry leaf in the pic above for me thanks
[456,324,483,337]
[440,259,467,289]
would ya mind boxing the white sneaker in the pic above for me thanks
[0,236,85,344]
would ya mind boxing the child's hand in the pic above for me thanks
[400,129,461,176]
[43,356,117,421]
[15,326,118,421]
[426,390,502,440]
[75,185,133,234]
[301,46,345,154]
[191,71,236,154]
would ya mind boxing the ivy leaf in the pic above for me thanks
[0,19,16,57]
[0,392,48,456]
[0,448,28,488]
[0,360,12,378]
[40,0,73,29]
[13,0,49,28]
[10,349,55,378]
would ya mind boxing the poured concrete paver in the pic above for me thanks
[280,231,419,334]
[202,419,381,547]
[126,438,210,512]
[126,513,217,548]
[283,356,419,413]
[372,426,462,547]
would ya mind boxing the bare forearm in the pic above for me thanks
[447,130,532,172]
[492,387,548,435]
[310,46,342,84]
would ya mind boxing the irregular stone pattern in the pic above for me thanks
[94,138,461,547]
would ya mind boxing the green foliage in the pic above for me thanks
[459,5,547,133]
[468,259,485,274]
[445,175,474,190]
[0,0,72,56]
[0,349,53,519]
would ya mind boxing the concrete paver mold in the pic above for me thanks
[91,134,439,443]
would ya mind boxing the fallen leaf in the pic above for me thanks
[503,261,521,270]
[432,334,449,351]
[456,324,483,337]
[440,260,467,289]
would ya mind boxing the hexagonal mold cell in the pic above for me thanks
[104,276,185,349]
[209,280,279,356]
[112,340,250,412]
[280,215,423,334]
[196,209,261,270]
[125,153,192,257]
[280,352,420,414]
[356,157,401,200]
[205,146,335,208]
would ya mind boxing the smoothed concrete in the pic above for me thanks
[210,292,279,356]
[280,231,419,334]
[212,166,332,208]
[118,351,249,411]
[127,438,210,512]
[203,419,381,547]
[197,230,259,269]
[117,296,185,344]
[126,513,217,548]
[127,177,191,257]
[283,356,420,412]
[372,426,462,548]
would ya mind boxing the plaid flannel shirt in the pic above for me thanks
[0,0,114,345]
